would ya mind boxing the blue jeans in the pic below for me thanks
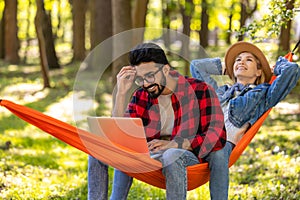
[88,142,233,200]
[110,169,132,200]
[87,156,132,200]
[88,155,108,200]
[159,148,200,200]
[205,141,233,200]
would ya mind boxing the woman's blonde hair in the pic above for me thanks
[252,53,267,85]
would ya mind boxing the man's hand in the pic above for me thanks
[116,66,136,95]
[148,139,177,153]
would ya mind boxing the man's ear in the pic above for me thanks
[163,64,170,75]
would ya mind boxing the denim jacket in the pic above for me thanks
[190,56,300,128]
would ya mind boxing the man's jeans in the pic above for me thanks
[88,141,233,200]
[88,155,108,200]
[87,155,132,200]
[205,141,233,200]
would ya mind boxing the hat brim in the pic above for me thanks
[224,41,272,83]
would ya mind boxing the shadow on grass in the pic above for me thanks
[1,137,68,169]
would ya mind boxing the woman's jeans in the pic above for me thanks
[88,141,233,200]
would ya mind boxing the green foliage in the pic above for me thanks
[237,0,295,41]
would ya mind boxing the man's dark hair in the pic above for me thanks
[129,43,169,66]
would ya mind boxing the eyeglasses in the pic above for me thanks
[134,65,164,86]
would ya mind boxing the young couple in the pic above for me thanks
[88,41,300,200]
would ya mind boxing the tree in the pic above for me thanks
[279,0,295,53]
[35,0,52,88]
[180,0,194,75]
[4,0,19,64]
[132,0,149,46]
[35,0,60,70]
[22,0,33,64]
[199,0,209,48]
[162,1,172,49]
[70,0,87,61]
[237,0,257,41]
[238,0,295,53]
[0,6,5,59]
[89,0,112,50]
[226,3,235,45]
[84,0,113,77]
[111,0,132,84]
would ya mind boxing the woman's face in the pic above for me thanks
[233,52,262,84]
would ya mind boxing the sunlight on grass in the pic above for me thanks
[1,82,46,104]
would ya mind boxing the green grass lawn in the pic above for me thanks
[0,55,299,199]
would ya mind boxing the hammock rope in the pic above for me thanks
[0,50,294,190]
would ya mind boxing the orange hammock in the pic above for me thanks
[0,52,293,191]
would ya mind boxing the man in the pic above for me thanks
[88,43,231,200]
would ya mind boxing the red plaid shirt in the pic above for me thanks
[125,71,226,159]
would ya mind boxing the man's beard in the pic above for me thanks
[143,76,166,99]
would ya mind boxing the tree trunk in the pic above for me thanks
[111,0,132,84]
[238,0,257,41]
[180,0,193,75]
[226,6,234,45]
[0,8,5,59]
[199,0,209,48]
[71,0,87,61]
[90,0,112,49]
[35,0,52,88]
[88,0,113,75]
[23,0,33,64]
[162,0,172,50]
[35,0,60,69]
[132,0,149,46]
[4,0,19,64]
[279,0,294,53]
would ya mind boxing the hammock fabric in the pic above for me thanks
[0,52,293,191]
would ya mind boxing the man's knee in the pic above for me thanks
[208,145,231,169]
[161,148,183,167]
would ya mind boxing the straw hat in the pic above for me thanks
[224,41,272,83]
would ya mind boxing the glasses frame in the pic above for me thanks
[134,64,164,86]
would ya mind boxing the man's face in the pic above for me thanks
[135,62,166,98]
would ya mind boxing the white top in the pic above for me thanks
[222,94,250,144]
[158,94,174,137]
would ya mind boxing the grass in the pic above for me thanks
[0,45,300,199]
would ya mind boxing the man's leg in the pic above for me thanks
[205,141,233,200]
[110,169,133,200]
[160,148,199,200]
[88,155,108,200]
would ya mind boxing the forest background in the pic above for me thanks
[0,0,299,199]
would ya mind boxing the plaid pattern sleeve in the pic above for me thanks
[173,75,226,159]
[189,79,227,159]
[125,89,162,141]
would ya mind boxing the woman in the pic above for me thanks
[190,41,300,148]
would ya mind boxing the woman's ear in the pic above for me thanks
[256,69,262,77]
